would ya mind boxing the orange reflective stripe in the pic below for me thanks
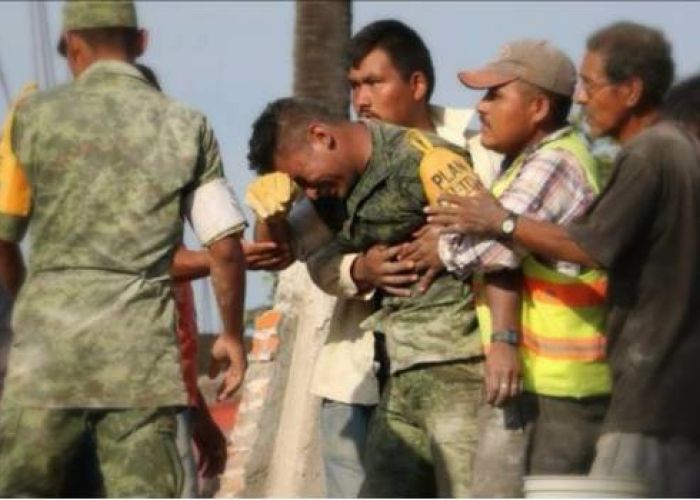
[524,276,607,308]
[521,327,606,361]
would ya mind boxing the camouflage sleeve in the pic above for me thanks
[0,104,32,243]
[193,115,225,188]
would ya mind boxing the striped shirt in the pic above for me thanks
[439,127,598,277]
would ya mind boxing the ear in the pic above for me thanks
[409,71,429,102]
[308,122,336,151]
[624,76,644,108]
[66,32,90,65]
[134,29,148,58]
[529,93,550,126]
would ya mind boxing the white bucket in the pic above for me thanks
[523,475,649,498]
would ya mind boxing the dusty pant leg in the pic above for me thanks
[658,434,700,497]
[591,432,700,497]
[525,394,608,474]
[471,402,528,497]
[321,400,374,498]
[420,361,483,498]
[176,408,199,498]
[94,407,184,497]
[0,408,86,496]
[360,375,435,498]
[590,433,658,494]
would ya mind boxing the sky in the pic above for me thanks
[1,1,699,331]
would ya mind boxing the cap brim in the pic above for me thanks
[458,69,517,90]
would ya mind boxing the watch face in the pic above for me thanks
[502,218,515,234]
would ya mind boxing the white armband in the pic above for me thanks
[185,178,247,246]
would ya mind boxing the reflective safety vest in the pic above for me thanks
[476,129,612,398]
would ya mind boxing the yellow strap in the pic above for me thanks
[406,128,434,155]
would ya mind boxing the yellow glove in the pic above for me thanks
[245,172,301,221]
[407,129,481,206]
[0,82,37,217]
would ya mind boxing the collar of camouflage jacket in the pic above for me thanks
[78,60,147,83]
[345,120,402,219]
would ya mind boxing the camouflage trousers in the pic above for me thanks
[360,359,484,498]
[0,406,184,497]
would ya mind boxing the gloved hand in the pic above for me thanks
[245,172,301,221]
[0,82,37,217]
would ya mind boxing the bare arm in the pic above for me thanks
[426,190,599,268]
[171,246,210,283]
[511,216,597,268]
[0,241,25,299]
[207,234,247,400]
[483,270,522,407]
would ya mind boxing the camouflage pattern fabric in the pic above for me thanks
[359,361,484,497]
[62,0,138,31]
[0,406,183,497]
[334,121,482,373]
[0,60,226,408]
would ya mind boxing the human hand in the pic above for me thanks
[242,239,294,271]
[396,225,444,294]
[425,187,507,237]
[485,342,522,407]
[192,408,228,477]
[245,172,300,221]
[352,244,418,297]
[208,334,247,401]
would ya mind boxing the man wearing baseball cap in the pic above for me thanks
[0,1,248,496]
[420,40,611,493]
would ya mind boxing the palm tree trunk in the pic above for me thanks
[240,2,352,497]
[294,0,351,117]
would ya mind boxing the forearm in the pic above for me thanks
[484,269,522,332]
[254,218,292,246]
[208,235,246,340]
[513,216,598,268]
[171,247,210,283]
[0,241,25,299]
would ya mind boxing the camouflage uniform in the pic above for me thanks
[327,121,484,497]
[0,10,243,493]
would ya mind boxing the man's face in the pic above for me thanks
[347,48,423,126]
[273,127,358,201]
[476,80,539,156]
[576,50,630,139]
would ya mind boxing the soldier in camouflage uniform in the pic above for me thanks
[0,1,248,496]
[247,98,484,497]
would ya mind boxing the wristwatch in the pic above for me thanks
[491,329,519,346]
[500,211,518,240]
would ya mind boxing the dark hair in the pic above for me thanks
[587,21,674,107]
[519,81,573,126]
[135,64,161,91]
[66,27,141,58]
[548,92,573,125]
[247,97,343,174]
[349,19,435,100]
[662,74,700,133]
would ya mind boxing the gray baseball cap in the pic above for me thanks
[458,39,576,97]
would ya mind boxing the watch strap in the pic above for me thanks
[491,329,519,346]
